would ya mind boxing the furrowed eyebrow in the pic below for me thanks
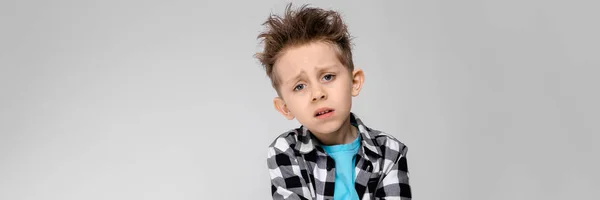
[285,71,307,85]
[315,64,339,74]
[284,64,340,85]
[317,64,338,74]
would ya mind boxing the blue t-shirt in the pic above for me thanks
[321,135,361,200]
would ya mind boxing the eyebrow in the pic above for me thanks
[284,65,339,86]
[285,71,307,86]
[315,64,338,74]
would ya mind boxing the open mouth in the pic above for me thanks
[315,109,333,117]
[314,108,335,118]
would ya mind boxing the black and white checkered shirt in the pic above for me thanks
[267,113,411,200]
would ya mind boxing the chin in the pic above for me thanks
[311,126,337,135]
[307,117,345,134]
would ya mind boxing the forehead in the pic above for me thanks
[273,42,343,81]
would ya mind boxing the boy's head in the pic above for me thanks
[255,4,364,135]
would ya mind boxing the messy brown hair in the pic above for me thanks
[255,3,354,94]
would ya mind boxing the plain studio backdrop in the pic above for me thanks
[1,0,598,199]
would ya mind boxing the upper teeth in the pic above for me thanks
[318,110,329,115]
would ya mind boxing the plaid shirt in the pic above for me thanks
[267,113,411,200]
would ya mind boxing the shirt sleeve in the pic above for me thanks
[375,144,411,200]
[267,141,312,200]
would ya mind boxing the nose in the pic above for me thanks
[311,86,327,102]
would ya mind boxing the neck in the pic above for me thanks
[313,115,358,145]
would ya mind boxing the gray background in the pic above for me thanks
[1,0,598,199]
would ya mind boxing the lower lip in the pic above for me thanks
[316,110,335,119]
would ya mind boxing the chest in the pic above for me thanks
[298,152,386,200]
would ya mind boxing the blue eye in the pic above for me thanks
[323,74,335,81]
[294,84,305,91]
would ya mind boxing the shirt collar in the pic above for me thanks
[295,112,382,157]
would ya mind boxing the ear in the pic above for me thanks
[351,68,365,97]
[274,97,295,120]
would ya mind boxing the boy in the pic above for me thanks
[256,4,411,200]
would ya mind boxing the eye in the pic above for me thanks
[294,84,305,91]
[322,74,335,81]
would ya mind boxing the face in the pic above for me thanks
[272,41,364,135]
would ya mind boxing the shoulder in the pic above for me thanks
[352,113,408,156]
[366,127,409,156]
[268,127,302,153]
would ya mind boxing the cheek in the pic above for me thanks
[285,96,308,112]
[334,81,353,94]
[328,83,353,105]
